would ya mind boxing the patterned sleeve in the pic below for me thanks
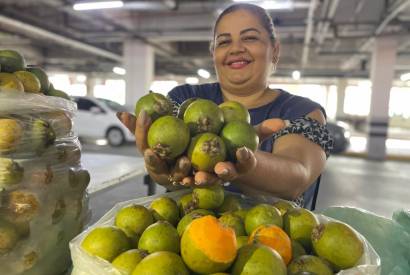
[272,117,334,157]
[167,95,180,116]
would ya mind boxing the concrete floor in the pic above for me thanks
[83,142,410,222]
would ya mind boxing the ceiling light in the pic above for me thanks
[260,1,293,10]
[197,69,210,79]
[113,66,126,75]
[185,77,199,84]
[292,70,301,80]
[400,72,410,82]
[73,1,123,11]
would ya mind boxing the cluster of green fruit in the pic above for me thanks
[0,49,70,99]
[80,186,365,275]
[135,92,258,171]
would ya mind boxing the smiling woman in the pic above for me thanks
[117,3,333,209]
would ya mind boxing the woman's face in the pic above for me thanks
[212,9,278,94]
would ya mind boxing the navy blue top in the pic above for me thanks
[168,82,325,207]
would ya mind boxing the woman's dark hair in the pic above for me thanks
[210,3,277,51]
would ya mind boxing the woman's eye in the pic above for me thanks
[243,36,258,41]
[217,40,230,47]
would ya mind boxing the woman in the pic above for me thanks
[118,3,332,207]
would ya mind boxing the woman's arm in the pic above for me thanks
[232,109,327,200]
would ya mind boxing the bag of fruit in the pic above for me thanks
[1,57,89,275]
[70,188,380,275]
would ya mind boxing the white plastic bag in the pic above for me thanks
[70,190,381,275]
[0,90,89,275]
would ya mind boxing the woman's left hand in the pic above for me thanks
[190,118,287,186]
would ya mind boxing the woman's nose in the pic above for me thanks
[229,39,246,54]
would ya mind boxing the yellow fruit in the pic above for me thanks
[138,221,180,254]
[0,72,24,92]
[219,101,250,123]
[150,196,180,226]
[81,226,130,262]
[181,215,237,274]
[115,205,154,239]
[112,249,147,275]
[132,251,189,275]
[0,119,23,153]
[283,208,319,251]
[13,71,41,93]
[0,219,19,255]
[0,157,24,188]
[26,66,49,92]
[192,184,225,210]
[244,204,283,235]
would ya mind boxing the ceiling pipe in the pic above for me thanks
[0,14,122,62]
[341,0,410,70]
[301,0,318,68]
[316,0,340,47]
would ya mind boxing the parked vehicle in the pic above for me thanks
[327,121,351,154]
[72,96,135,146]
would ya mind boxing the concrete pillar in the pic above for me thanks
[123,39,154,107]
[85,75,97,97]
[335,78,347,120]
[367,36,397,160]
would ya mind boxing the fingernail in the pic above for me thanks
[239,147,250,160]
[139,110,147,122]
[220,169,229,176]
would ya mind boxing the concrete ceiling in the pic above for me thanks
[0,0,410,79]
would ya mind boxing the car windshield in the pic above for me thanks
[97,98,128,112]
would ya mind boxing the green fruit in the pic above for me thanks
[150,196,180,226]
[312,221,364,271]
[184,99,224,135]
[47,86,71,100]
[236,236,249,250]
[0,118,23,153]
[115,205,154,239]
[284,208,319,251]
[68,168,90,191]
[147,116,190,160]
[135,92,173,121]
[30,119,56,155]
[13,71,41,93]
[112,249,147,275]
[178,193,195,216]
[3,189,40,223]
[219,101,250,123]
[288,255,333,275]
[132,251,189,275]
[272,199,298,216]
[177,97,197,119]
[177,209,214,237]
[220,121,258,161]
[0,158,24,188]
[0,72,25,92]
[233,209,248,221]
[216,195,242,214]
[219,213,246,236]
[231,244,286,275]
[81,226,131,262]
[245,204,282,235]
[138,221,180,254]
[51,198,66,224]
[0,50,25,72]
[0,219,19,255]
[26,66,50,92]
[291,240,307,259]
[188,133,226,172]
[192,184,225,210]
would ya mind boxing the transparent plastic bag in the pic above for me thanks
[0,90,89,275]
[322,207,410,275]
[70,190,381,275]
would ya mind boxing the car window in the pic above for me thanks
[76,98,99,111]
[97,98,127,112]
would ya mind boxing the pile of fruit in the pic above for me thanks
[0,49,70,99]
[0,49,89,275]
[135,92,259,169]
[77,187,367,275]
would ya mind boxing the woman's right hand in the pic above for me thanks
[116,111,194,189]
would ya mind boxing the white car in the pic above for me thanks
[72,96,135,146]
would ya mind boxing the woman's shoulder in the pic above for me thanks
[167,82,221,105]
[270,89,326,119]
